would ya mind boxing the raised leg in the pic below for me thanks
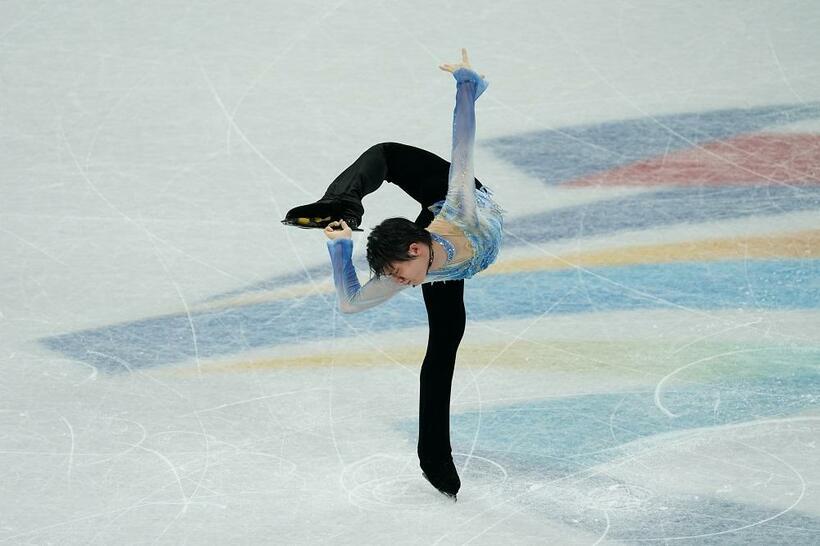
[316,141,483,224]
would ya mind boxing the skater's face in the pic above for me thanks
[386,242,429,287]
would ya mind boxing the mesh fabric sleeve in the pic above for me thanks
[326,238,406,313]
[443,67,489,228]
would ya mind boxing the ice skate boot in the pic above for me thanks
[420,457,460,501]
[281,200,363,231]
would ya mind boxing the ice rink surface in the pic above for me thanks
[1,0,819,544]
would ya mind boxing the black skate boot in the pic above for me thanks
[281,200,363,231]
[420,456,461,501]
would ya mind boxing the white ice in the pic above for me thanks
[1,1,819,544]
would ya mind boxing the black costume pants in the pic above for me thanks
[321,142,483,464]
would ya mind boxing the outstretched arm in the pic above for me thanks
[439,48,488,227]
[325,220,406,313]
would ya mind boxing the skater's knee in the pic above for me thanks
[414,209,434,228]
[427,313,466,338]
[419,356,457,379]
[367,142,395,154]
[424,334,465,356]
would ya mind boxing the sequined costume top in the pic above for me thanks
[326,67,505,313]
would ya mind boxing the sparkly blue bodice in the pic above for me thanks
[423,184,505,282]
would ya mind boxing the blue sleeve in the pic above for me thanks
[443,67,489,228]
[326,239,406,313]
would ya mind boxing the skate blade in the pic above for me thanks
[280,217,364,231]
[280,216,332,229]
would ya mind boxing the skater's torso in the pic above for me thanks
[427,217,474,266]
[422,184,505,282]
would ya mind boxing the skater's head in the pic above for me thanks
[367,217,433,286]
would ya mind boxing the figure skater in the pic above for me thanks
[282,49,504,500]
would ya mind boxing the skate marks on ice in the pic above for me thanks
[340,452,507,511]
[514,422,820,544]
[422,418,820,545]
[393,361,820,543]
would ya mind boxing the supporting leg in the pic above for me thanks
[417,279,466,497]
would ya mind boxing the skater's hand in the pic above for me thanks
[439,48,485,79]
[324,219,352,240]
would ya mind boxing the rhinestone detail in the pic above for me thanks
[430,232,456,264]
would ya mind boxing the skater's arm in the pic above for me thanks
[439,50,488,227]
[326,238,406,313]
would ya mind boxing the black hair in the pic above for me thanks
[366,217,432,279]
